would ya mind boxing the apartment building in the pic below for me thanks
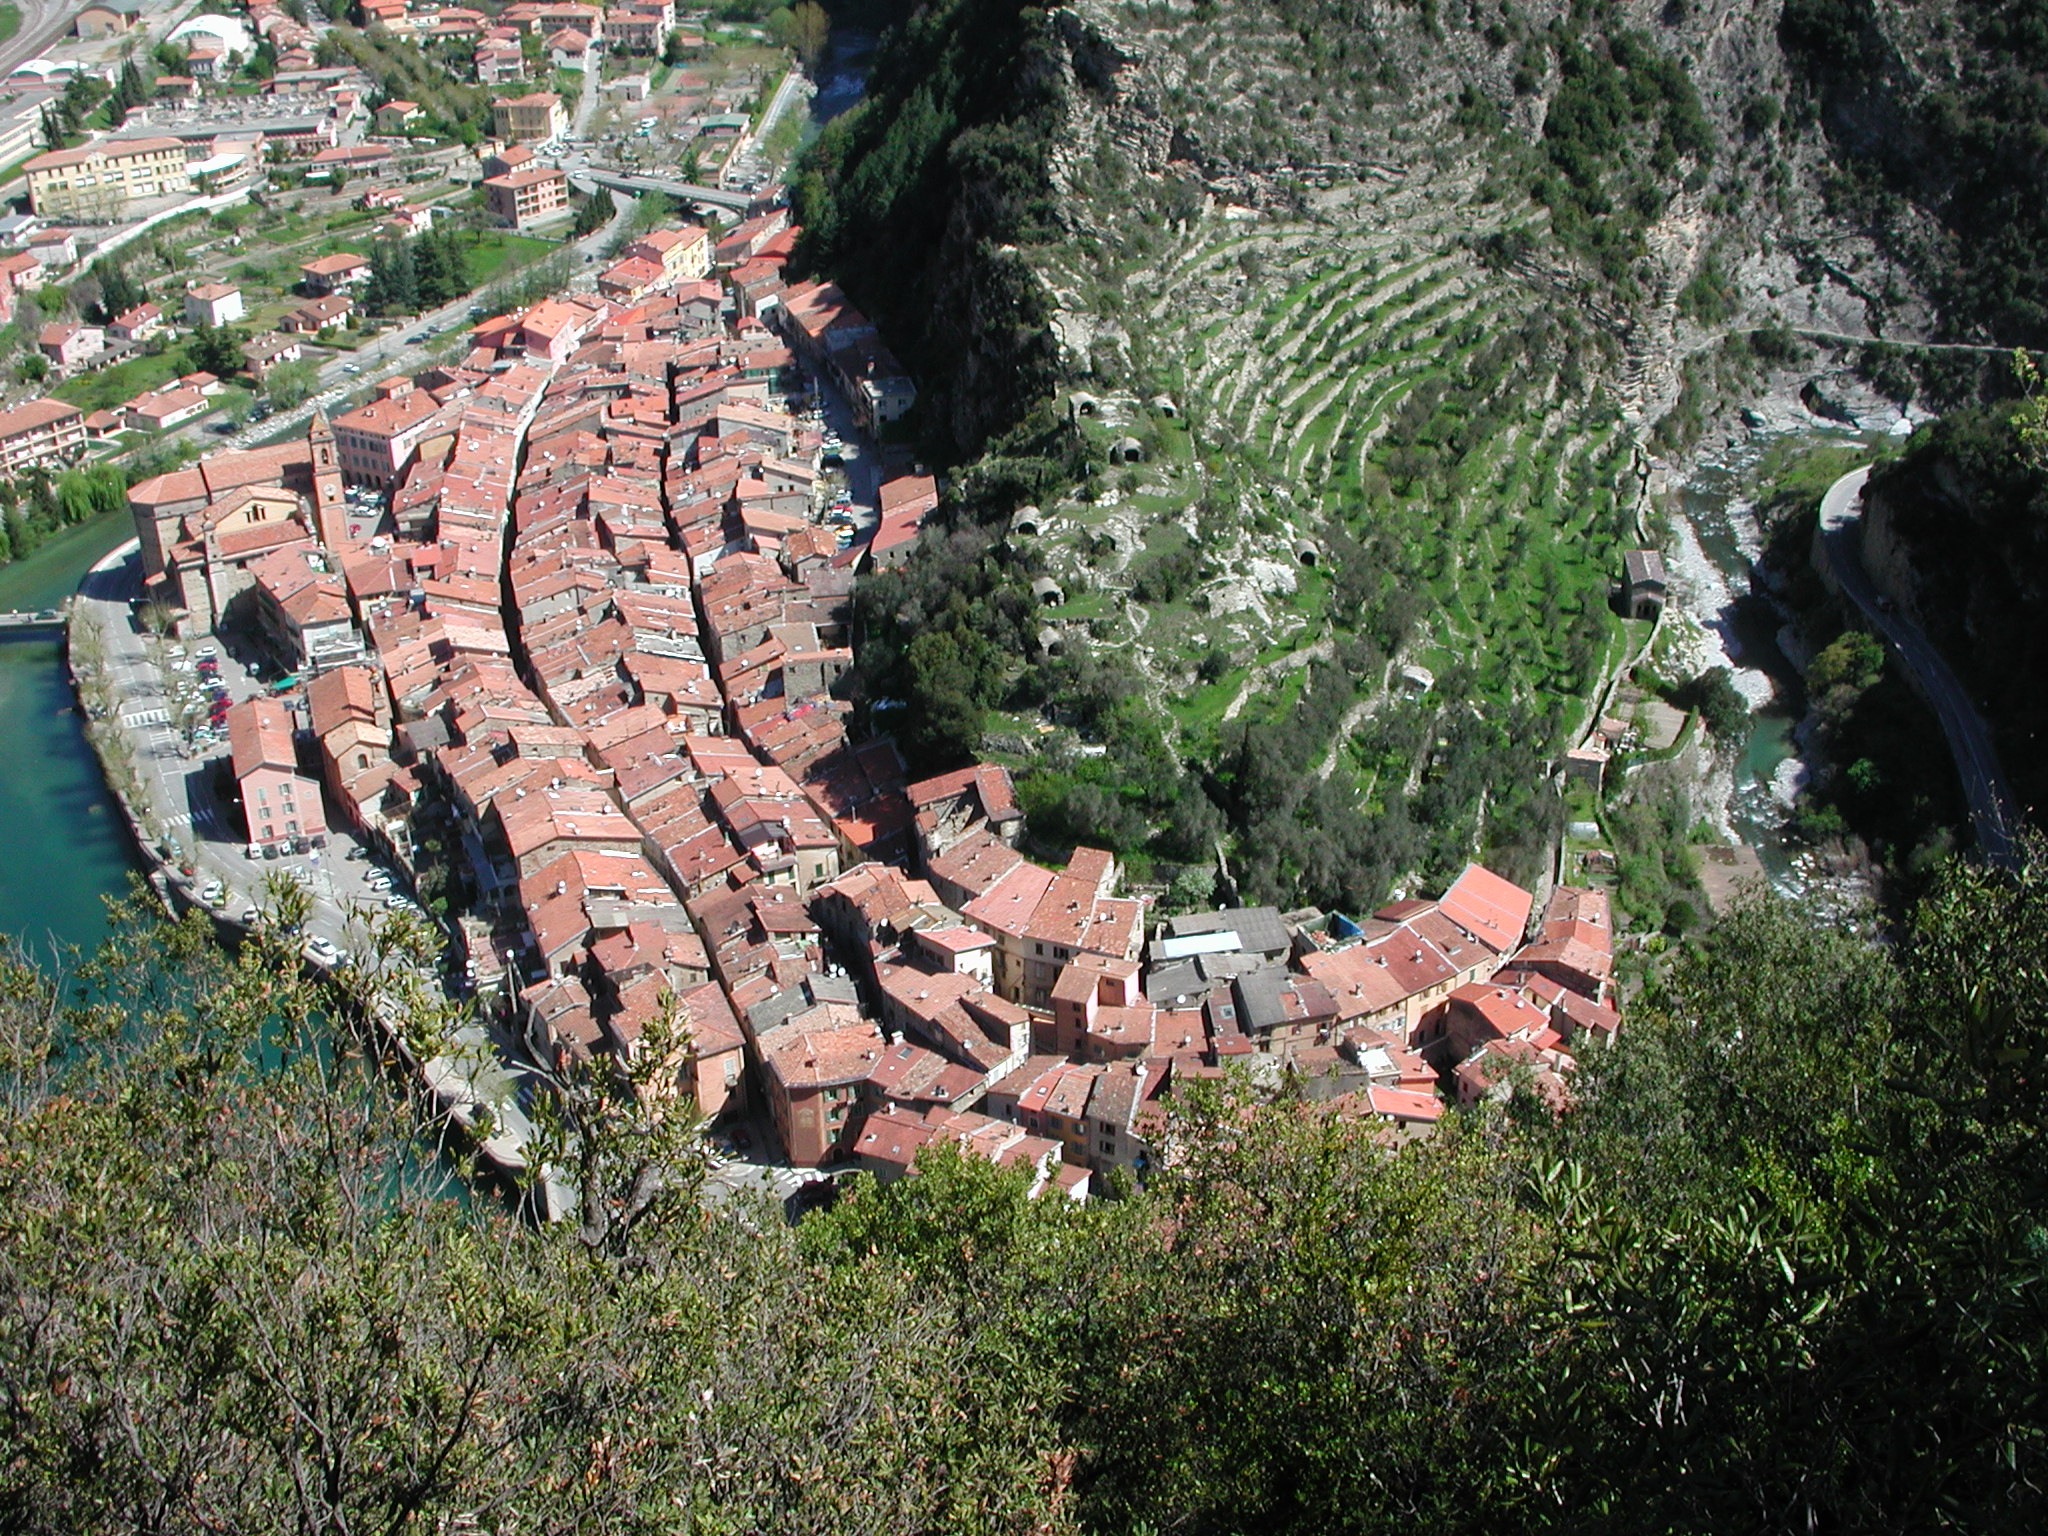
[227,695,328,856]
[483,165,569,229]
[603,3,671,52]
[491,92,568,143]
[0,398,84,473]
[622,224,710,282]
[332,387,449,488]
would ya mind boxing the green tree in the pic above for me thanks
[90,259,144,324]
[263,357,320,410]
[363,236,419,314]
[902,627,989,764]
[790,1,830,67]
[1676,665,1750,742]
[572,185,616,237]
[185,318,246,378]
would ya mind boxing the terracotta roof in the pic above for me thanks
[1438,862,1534,954]
[300,252,369,276]
[227,695,298,778]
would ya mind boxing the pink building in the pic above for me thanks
[227,695,328,855]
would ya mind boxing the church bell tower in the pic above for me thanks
[308,408,347,549]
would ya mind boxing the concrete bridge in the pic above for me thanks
[572,166,759,215]
[0,601,70,634]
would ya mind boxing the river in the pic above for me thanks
[1666,426,1884,916]
[0,511,146,963]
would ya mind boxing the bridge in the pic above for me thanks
[572,167,758,215]
[0,602,69,633]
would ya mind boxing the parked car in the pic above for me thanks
[303,936,342,966]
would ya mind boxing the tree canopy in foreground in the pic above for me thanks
[1,852,2043,1533]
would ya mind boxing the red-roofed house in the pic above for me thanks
[867,473,938,570]
[298,252,371,295]
[108,301,163,343]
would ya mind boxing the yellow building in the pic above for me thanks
[490,92,567,144]
[25,137,191,220]
[623,225,711,282]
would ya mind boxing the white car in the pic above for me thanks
[199,879,225,905]
[303,936,342,967]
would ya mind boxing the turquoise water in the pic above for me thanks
[1675,449,1809,888]
[0,512,146,963]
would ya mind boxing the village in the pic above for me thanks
[83,175,1624,1204]
[0,0,795,458]
[2,1,1633,1208]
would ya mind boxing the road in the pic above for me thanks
[1817,464,2021,867]
[573,167,754,215]
[75,545,426,955]
[0,0,87,76]
[72,539,571,1197]
[731,66,810,188]
[571,44,601,140]
[206,192,639,455]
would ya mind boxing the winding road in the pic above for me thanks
[1817,465,2021,868]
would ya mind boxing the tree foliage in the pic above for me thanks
[4,858,2047,1530]
[790,0,1066,460]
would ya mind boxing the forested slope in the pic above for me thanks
[805,0,1828,920]
[2,860,2045,1532]
[1864,397,2048,825]
[792,0,1068,457]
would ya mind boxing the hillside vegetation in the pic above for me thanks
[2,859,2044,1531]
[805,0,1886,915]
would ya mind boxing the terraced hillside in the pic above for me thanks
[816,0,1916,912]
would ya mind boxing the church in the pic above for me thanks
[128,410,350,636]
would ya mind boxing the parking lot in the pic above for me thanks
[83,550,449,974]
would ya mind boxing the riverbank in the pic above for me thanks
[1654,389,1902,920]
[63,544,566,1214]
